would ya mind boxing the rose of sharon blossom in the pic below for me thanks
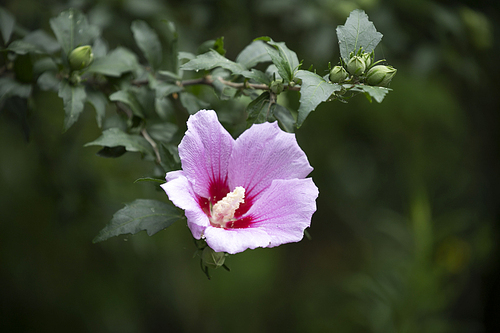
[161,110,318,254]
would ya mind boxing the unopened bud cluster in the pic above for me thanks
[329,49,396,87]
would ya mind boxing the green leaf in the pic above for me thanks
[84,127,154,156]
[0,77,32,101]
[93,199,182,243]
[236,40,272,68]
[336,9,383,63]
[87,47,139,77]
[211,68,238,100]
[109,90,144,118]
[181,49,247,75]
[295,70,342,127]
[37,72,60,91]
[273,104,296,133]
[134,177,165,184]
[58,79,87,131]
[49,9,99,56]
[86,90,107,127]
[158,143,180,172]
[161,20,178,73]
[179,92,209,115]
[258,37,300,83]
[241,69,271,85]
[0,7,16,44]
[7,40,45,54]
[131,20,162,70]
[24,30,60,53]
[146,122,178,144]
[350,84,391,103]
[246,91,273,127]
[157,70,181,81]
[154,82,183,98]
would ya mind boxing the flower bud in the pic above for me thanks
[68,45,94,71]
[365,65,397,87]
[329,65,348,83]
[201,246,226,269]
[270,79,284,94]
[346,55,366,75]
[362,52,373,68]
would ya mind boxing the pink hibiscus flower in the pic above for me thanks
[161,110,318,254]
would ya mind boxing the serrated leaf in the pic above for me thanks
[49,9,99,55]
[336,9,383,62]
[0,7,15,44]
[260,38,300,83]
[246,91,273,127]
[85,127,154,156]
[181,49,247,75]
[93,199,182,242]
[58,79,86,131]
[131,20,162,70]
[236,40,272,68]
[109,90,144,118]
[296,70,342,127]
[86,90,107,127]
[87,47,139,77]
[353,84,391,103]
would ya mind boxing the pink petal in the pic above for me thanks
[178,110,235,199]
[228,121,313,199]
[161,172,208,239]
[203,226,271,254]
[245,178,318,247]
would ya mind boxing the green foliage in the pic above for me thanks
[0,6,398,262]
[49,9,99,56]
[58,79,86,131]
[295,70,342,127]
[131,20,163,70]
[336,9,383,63]
[85,128,154,156]
[93,199,182,243]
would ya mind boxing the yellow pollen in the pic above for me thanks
[210,186,245,227]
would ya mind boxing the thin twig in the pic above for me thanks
[141,127,161,164]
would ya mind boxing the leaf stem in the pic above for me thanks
[140,127,161,164]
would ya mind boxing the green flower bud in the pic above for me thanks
[362,52,373,68]
[329,65,348,83]
[68,45,94,71]
[270,79,284,94]
[365,65,397,87]
[346,55,366,75]
[201,247,226,269]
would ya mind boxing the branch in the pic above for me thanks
[141,127,161,164]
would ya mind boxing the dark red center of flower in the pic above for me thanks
[197,177,254,229]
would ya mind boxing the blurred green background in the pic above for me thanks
[1,0,499,332]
